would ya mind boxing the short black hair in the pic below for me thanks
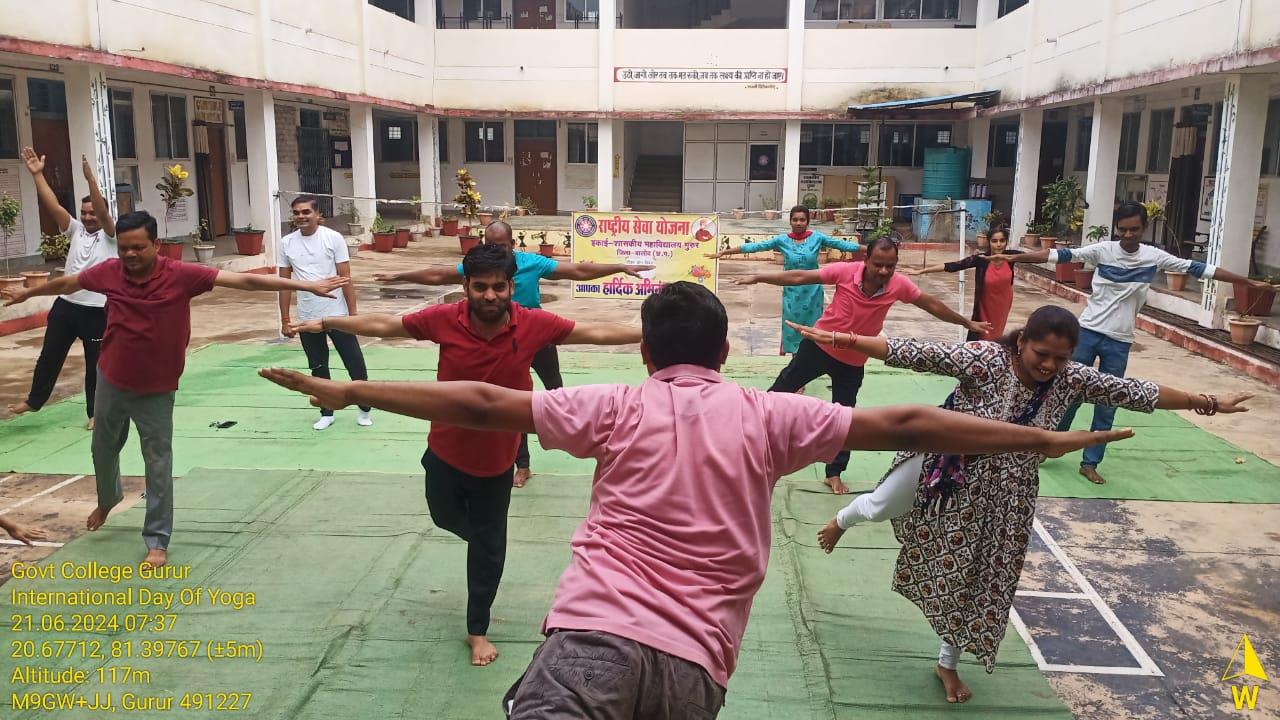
[864,232,901,257]
[461,242,517,279]
[998,304,1080,352]
[640,281,728,370]
[1113,201,1149,227]
[788,205,810,221]
[115,210,158,242]
[81,195,92,204]
[291,195,321,213]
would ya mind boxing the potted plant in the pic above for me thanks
[536,231,555,258]
[1041,175,1084,247]
[516,195,536,217]
[0,195,22,290]
[820,197,841,223]
[1085,224,1110,245]
[441,215,460,236]
[854,166,884,233]
[192,219,217,264]
[394,225,411,248]
[582,195,597,211]
[342,201,365,236]
[1164,270,1189,292]
[760,194,780,220]
[459,224,483,254]
[155,164,194,258]
[1027,221,1055,250]
[371,214,396,253]
[233,226,265,255]
[732,207,746,221]
[39,231,69,262]
[454,169,483,234]
[1234,277,1278,317]
[1228,314,1262,346]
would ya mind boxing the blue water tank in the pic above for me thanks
[921,147,971,200]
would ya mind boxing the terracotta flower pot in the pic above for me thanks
[1073,268,1094,291]
[441,219,459,236]
[1228,316,1262,346]
[394,228,411,248]
[234,230,264,255]
[732,209,745,221]
[1023,233,1040,249]
[20,270,50,288]
[1233,284,1277,317]
[539,243,556,258]
[1165,271,1189,292]
[477,212,493,225]
[1055,261,1082,283]
[372,232,396,253]
[976,233,989,251]
[516,207,528,216]
[763,210,780,220]
[0,277,25,293]
[159,242,185,260]
[1039,235,1058,250]
[459,235,482,254]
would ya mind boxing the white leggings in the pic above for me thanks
[834,454,926,529]
[831,455,962,670]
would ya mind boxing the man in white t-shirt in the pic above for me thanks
[7,149,117,430]
[278,195,372,430]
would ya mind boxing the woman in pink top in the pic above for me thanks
[260,283,1130,719]
[789,306,1251,705]
[736,236,990,494]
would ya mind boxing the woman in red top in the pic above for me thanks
[905,226,1021,340]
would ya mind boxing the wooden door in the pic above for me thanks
[513,0,556,28]
[515,120,557,216]
[30,118,74,236]
[205,126,231,237]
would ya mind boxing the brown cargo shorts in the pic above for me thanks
[502,630,726,719]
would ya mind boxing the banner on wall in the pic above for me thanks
[570,212,719,300]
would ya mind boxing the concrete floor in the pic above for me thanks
[1,235,1277,719]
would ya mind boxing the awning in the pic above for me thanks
[848,90,1001,112]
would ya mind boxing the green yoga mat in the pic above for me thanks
[0,467,1069,719]
[1,343,1277,502]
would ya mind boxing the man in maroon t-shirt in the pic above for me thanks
[289,243,640,668]
[3,210,346,568]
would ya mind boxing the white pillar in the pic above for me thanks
[785,0,805,112]
[1202,74,1269,328]
[968,116,990,180]
[417,113,439,221]
[244,90,281,258]
[1083,97,1121,243]
[350,104,377,234]
[64,65,118,219]
[1009,109,1042,247]
[782,120,801,209]
[598,0,615,109]
[597,119,615,212]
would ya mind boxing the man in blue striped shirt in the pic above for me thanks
[999,202,1265,484]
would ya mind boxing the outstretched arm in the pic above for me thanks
[995,247,1052,264]
[82,154,115,238]
[1210,266,1271,289]
[912,292,990,335]
[1,274,82,305]
[787,321,889,360]
[550,263,655,281]
[843,404,1134,458]
[733,269,825,287]
[21,147,71,232]
[0,517,50,546]
[290,313,412,339]
[215,270,347,297]
[563,322,642,346]
[1156,388,1252,413]
[373,266,463,285]
[260,369,534,433]
[901,263,949,276]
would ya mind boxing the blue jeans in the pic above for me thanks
[1057,327,1132,468]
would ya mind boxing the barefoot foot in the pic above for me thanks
[142,548,167,568]
[1079,465,1106,485]
[817,519,846,553]
[823,476,850,495]
[86,507,110,532]
[934,665,972,703]
[467,634,499,666]
[7,402,32,416]
[513,468,531,489]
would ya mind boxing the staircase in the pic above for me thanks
[627,155,683,212]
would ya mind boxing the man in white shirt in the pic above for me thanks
[1000,201,1266,484]
[278,195,372,430]
[7,149,116,430]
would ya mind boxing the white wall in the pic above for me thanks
[439,118,516,212]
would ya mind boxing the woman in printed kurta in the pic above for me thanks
[905,227,1021,340]
[709,205,861,353]
[788,306,1253,704]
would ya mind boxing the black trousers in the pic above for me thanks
[422,448,514,637]
[26,297,107,418]
[515,345,564,469]
[299,328,371,416]
[768,339,864,478]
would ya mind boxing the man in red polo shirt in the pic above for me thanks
[3,210,346,568]
[737,235,990,494]
[289,243,640,667]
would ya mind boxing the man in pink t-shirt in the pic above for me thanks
[737,235,990,494]
[260,282,1126,719]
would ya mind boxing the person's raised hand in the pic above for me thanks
[308,276,349,297]
[20,147,44,175]
[1215,392,1254,414]
[622,264,656,277]
[1041,427,1135,458]
[81,154,95,181]
[1,286,31,306]
[730,275,760,286]
[288,319,324,335]
[259,368,351,411]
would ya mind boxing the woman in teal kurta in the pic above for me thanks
[710,205,861,353]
